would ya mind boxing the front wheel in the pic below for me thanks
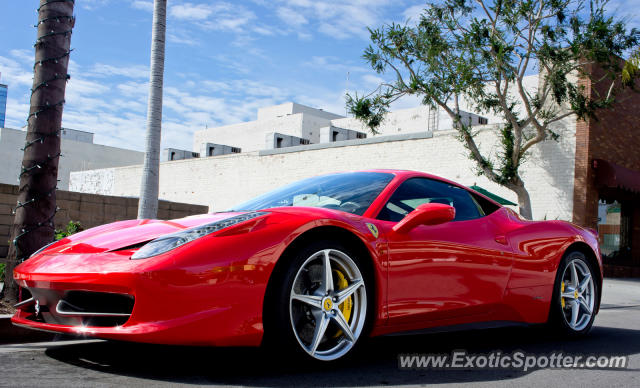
[266,241,370,362]
[548,251,598,335]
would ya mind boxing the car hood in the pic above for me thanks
[43,212,249,255]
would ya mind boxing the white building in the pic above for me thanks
[0,127,144,190]
[192,102,345,154]
[70,96,580,222]
[331,105,487,137]
[191,101,485,155]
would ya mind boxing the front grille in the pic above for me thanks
[20,288,134,327]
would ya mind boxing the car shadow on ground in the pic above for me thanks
[44,323,640,386]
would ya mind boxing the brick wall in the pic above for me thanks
[0,184,208,258]
[572,63,640,263]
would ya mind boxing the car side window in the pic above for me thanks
[377,178,483,222]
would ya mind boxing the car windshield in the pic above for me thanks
[229,172,394,216]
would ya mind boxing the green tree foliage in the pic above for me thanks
[622,47,640,86]
[54,221,83,240]
[347,0,638,219]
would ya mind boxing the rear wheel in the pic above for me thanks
[549,251,598,335]
[266,240,370,362]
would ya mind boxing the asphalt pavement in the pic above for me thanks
[0,278,638,387]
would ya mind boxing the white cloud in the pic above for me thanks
[81,0,111,10]
[116,81,148,97]
[607,0,640,29]
[273,0,392,40]
[67,59,81,75]
[304,56,368,74]
[402,4,425,23]
[89,64,149,79]
[0,55,33,87]
[252,25,277,36]
[277,7,308,27]
[167,30,200,46]
[169,2,214,21]
[3,98,30,130]
[131,0,153,12]
[66,77,110,97]
[168,2,256,34]
[8,49,32,65]
[361,73,384,87]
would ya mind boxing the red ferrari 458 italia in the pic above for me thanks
[12,170,601,361]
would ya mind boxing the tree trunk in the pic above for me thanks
[511,183,533,220]
[138,0,167,220]
[2,0,74,303]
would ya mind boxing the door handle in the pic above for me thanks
[494,235,508,245]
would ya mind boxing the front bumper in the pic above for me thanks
[11,303,239,345]
[12,250,269,346]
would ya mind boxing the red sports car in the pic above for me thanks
[12,170,601,362]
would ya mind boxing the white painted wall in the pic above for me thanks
[71,118,576,221]
[0,127,144,190]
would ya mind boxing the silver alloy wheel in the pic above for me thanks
[560,258,595,331]
[289,248,367,361]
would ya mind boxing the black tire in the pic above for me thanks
[263,239,373,363]
[548,250,599,336]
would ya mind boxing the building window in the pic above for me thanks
[478,117,488,125]
[597,199,632,262]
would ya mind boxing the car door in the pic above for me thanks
[376,177,512,327]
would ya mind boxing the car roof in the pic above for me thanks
[352,169,467,186]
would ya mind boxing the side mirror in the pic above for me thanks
[392,203,455,234]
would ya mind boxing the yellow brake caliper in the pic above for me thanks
[333,269,353,337]
[561,281,566,308]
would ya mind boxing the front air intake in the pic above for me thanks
[55,291,134,326]
[19,288,135,327]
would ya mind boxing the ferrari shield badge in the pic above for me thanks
[366,223,379,238]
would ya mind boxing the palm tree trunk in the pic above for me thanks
[2,0,74,303]
[138,0,167,220]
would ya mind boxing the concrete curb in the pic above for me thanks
[0,314,60,345]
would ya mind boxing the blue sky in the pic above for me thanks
[0,1,637,152]
[0,0,432,151]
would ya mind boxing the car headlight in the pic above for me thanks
[131,211,268,260]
